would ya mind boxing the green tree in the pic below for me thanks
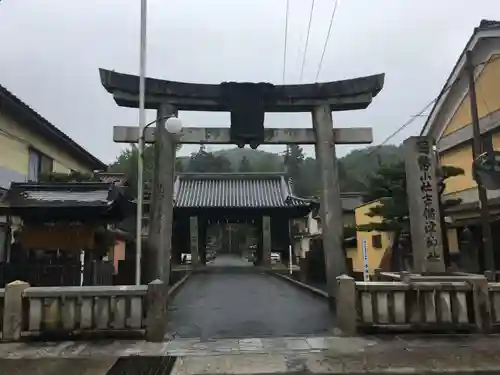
[109,144,184,196]
[358,161,464,271]
[254,158,282,172]
[297,157,319,196]
[238,156,253,172]
[284,145,306,196]
[338,160,367,192]
[213,154,232,172]
[108,145,155,196]
[339,145,404,192]
[186,145,232,173]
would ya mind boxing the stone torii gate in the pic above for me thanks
[100,69,385,301]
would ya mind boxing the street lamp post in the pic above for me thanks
[136,0,148,286]
[135,0,183,285]
[135,115,183,284]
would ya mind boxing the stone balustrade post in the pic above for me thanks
[145,279,168,342]
[336,275,357,335]
[3,280,29,341]
[468,275,491,332]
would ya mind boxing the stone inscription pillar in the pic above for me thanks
[262,216,271,266]
[404,136,445,273]
[147,103,176,284]
[312,104,346,301]
[189,216,200,267]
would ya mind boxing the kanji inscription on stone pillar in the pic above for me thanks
[404,136,445,273]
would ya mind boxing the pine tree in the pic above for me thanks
[358,161,464,271]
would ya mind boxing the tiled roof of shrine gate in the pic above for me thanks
[173,173,316,208]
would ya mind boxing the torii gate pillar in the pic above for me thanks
[100,68,385,304]
[146,103,176,284]
[313,104,346,302]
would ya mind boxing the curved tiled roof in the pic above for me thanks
[5,182,117,207]
[174,173,314,208]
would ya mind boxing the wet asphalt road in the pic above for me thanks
[166,255,333,339]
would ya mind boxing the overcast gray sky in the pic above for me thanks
[1,0,500,164]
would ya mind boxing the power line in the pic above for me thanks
[357,54,500,162]
[315,0,339,81]
[363,81,458,160]
[282,0,291,85]
[299,0,316,82]
[374,98,440,153]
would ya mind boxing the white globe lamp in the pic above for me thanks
[165,116,183,134]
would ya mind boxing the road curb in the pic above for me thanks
[168,272,191,298]
[268,271,329,299]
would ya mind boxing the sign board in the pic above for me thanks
[362,238,369,281]
[20,224,95,250]
[404,136,445,273]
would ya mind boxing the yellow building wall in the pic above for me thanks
[53,161,72,174]
[0,112,93,178]
[0,129,29,176]
[437,53,500,196]
[443,54,500,136]
[353,201,392,274]
[439,144,475,194]
[491,131,500,151]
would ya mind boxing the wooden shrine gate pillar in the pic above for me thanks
[313,104,347,303]
[147,103,176,284]
[262,216,272,266]
[189,216,200,267]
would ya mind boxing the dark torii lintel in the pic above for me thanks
[99,69,385,112]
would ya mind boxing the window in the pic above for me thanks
[372,234,382,249]
[28,148,53,182]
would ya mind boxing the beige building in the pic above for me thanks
[0,84,105,189]
[420,20,500,268]
[0,84,106,258]
[292,193,363,259]
[349,200,392,274]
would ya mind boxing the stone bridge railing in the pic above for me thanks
[0,279,171,342]
[337,274,499,335]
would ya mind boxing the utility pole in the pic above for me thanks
[465,50,496,276]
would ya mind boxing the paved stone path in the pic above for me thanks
[166,259,332,339]
[1,335,500,374]
[206,254,253,268]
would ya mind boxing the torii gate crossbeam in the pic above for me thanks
[100,68,385,305]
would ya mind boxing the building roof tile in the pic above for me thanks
[174,173,315,208]
[4,182,118,208]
